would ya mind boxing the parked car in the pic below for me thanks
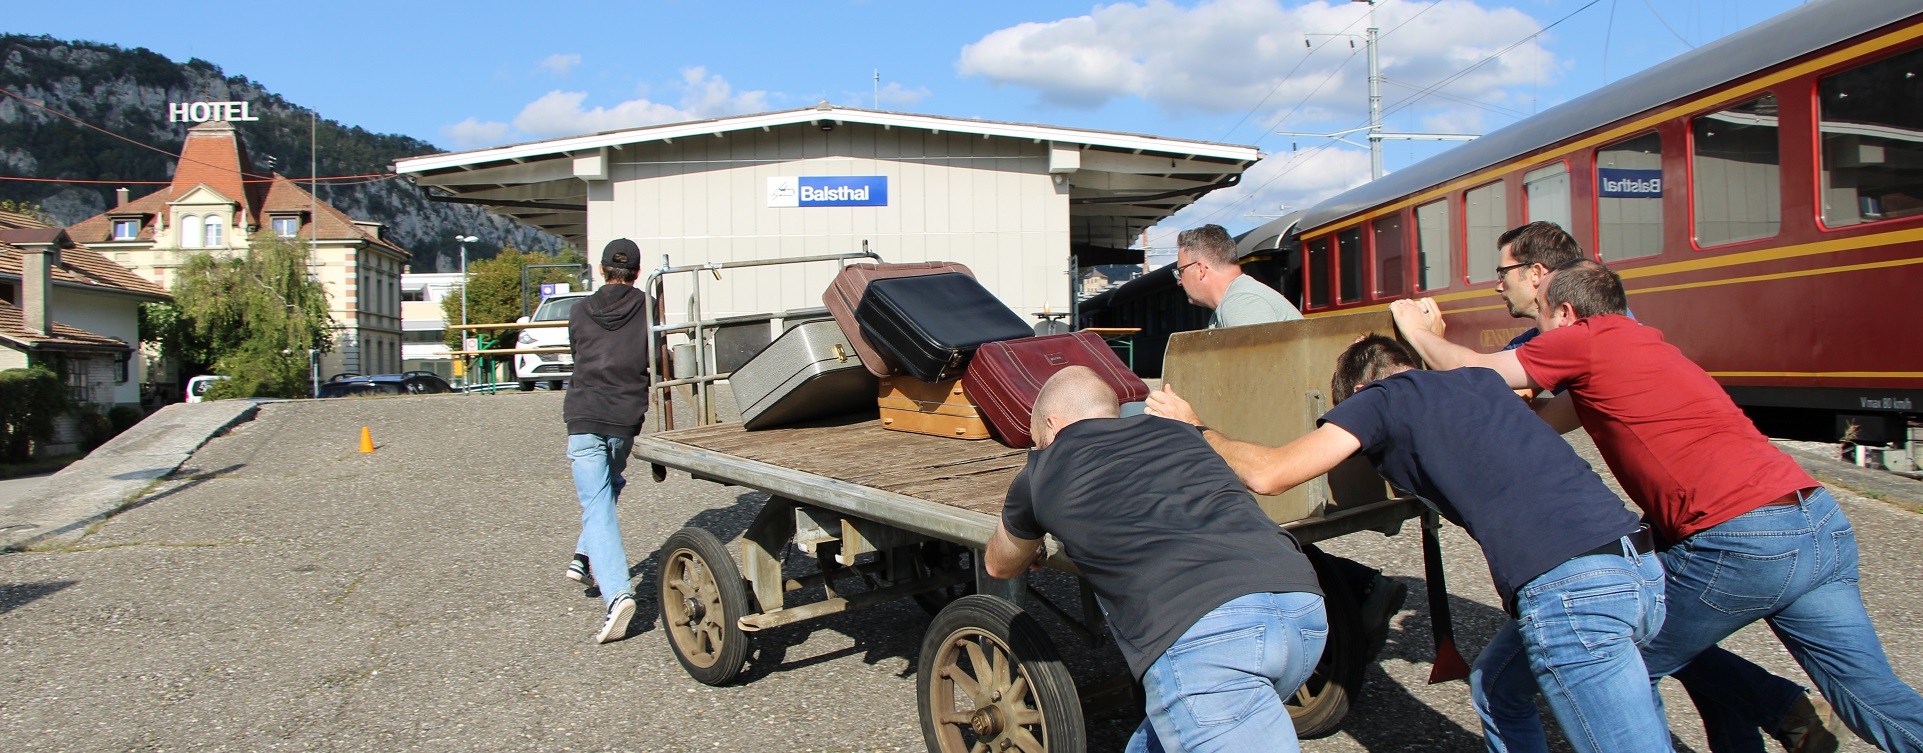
[185,375,230,403]
[317,372,454,399]
[514,291,588,391]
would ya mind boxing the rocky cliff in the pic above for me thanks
[0,35,563,270]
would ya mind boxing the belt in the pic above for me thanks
[1762,486,1819,507]
[1576,525,1655,560]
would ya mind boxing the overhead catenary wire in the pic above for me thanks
[0,173,396,185]
[1185,0,1607,227]
[1219,0,1387,142]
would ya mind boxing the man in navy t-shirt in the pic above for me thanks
[1148,336,1670,753]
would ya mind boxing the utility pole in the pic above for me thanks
[1289,0,1478,178]
[1363,1,1384,179]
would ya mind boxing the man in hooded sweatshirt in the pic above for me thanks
[561,238,652,643]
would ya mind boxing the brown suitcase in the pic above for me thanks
[964,331,1151,448]
[824,261,977,377]
[876,376,993,440]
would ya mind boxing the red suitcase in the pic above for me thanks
[963,331,1151,448]
[823,261,977,377]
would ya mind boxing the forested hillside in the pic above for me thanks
[0,35,562,270]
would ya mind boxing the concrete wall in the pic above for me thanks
[590,121,1073,326]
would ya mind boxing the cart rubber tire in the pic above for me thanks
[919,595,1084,753]
[1287,546,1365,738]
[658,527,753,686]
[910,541,977,616]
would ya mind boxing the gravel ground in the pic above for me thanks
[1,389,1919,752]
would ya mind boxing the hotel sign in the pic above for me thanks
[767,176,889,207]
[168,101,262,123]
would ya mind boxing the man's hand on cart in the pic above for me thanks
[1144,384,1203,426]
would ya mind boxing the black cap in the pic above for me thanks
[601,238,641,271]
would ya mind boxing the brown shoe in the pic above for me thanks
[1773,695,1841,753]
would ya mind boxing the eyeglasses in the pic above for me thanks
[1494,261,1530,279]
[1174,259,1203,284]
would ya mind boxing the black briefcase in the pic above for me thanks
[854,272,1033,383]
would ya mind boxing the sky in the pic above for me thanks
[11,0,1810,258]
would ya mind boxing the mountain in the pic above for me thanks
[0,34,563,271]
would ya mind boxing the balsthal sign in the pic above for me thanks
[168,101,262,123]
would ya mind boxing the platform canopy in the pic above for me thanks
[394,105,1260,250]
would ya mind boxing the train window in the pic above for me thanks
[1415,199,1451,291]
[1306,236,1330,309]
[1818,46,1923,228]
[1337,227,1362,303]
[1372,214,1407,297]
[1691,94,1781,246]
[1596,132,1665,261]
[1465,181,1506,283]
[1524,163,1572,231]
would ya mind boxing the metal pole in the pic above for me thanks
[1365,1,1383,180]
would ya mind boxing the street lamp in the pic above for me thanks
[455,234,478,335]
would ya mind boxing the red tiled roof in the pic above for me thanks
[0,228,170,301]
[0,300,130,352]
[170,121,252,212]
[66,125,409,260]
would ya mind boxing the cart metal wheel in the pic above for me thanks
[658,527,753,686]
[1287,547,1365,738]
[919,595,1084,753]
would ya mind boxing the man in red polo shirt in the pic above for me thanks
[1391,262,1923,752]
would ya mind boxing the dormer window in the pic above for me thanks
[112,219,139,240]
[180,215,203,248]
[204,215,225,247]
[272,216,300,237]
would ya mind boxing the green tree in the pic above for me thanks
[170,237,336,398]
[440,245,589,351]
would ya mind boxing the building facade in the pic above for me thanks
[68,121,410,384]
[396,106,1257,332]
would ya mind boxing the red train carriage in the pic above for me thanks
[1290,0,1923,450]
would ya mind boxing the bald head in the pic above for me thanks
[1031,366,1122,448]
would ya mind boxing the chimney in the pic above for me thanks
[21,243,51,337]
[115,187,130,208]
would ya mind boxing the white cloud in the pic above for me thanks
[442,117,512,150]
[959,0,1561,126]
[877,82,931,107]
[537,53,583,76]
[1146,146,1373,256]
[441,68,771,147]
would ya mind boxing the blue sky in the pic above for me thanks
[12,0,1808,250]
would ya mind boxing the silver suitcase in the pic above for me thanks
[731,320,879,430]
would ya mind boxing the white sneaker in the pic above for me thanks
[566,554,591,585]
[595,594,636,644]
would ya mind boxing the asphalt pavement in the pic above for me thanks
[2,389,1921,752]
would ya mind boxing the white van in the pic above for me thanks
[184,375,230,403]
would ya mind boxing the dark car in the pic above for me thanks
[317,372,454,399]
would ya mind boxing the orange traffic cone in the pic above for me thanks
[359,426,375,453]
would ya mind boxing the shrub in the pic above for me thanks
[0,367,72,462]
[109,405,144,433]
[74,404,114,450]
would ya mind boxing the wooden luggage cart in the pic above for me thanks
[632,421,1423,752]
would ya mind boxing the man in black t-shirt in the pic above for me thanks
[1148,336,1671,753]
[984,366,1325,753]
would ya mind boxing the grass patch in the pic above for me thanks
[0,453,83,480]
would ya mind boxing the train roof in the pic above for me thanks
[1296,0,1923,235]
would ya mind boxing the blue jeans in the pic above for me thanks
[568,433,633,606]
[1126,591,1328,753]
[1471,540,1670,753]
[1671,645,1806,752]
[1642,488,1923,753]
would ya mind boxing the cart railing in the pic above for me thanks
[642,244,883,431]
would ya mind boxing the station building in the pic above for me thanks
[69,121,411,384]
[395,105,1258,332]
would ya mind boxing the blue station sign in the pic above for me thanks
[767,176,889,207]
[1597,168,1663,199]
